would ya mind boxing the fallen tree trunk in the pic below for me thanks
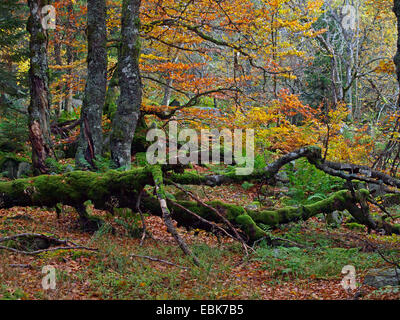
[0,168,152,230]
[1,147,400,241]
[0,168,152,210]
[142,188,400,242]
[166,146,400,189]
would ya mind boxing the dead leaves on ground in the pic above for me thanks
[0,201,399,300]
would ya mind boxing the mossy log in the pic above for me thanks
[0,168,153,210]
[1,163,399,240]
[141,188,396,242]
[0,168,153,231]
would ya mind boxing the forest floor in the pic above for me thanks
[1,180,400,300]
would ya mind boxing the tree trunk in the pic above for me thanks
[0,167,397,241]
[394,0,400,86]
[110,0,142,170]
[3,144,400,240]
[104,64,119,119]
[27,0,55,175]
[161,51,179,106]
[75,0,107,169]
[63,2,74,114]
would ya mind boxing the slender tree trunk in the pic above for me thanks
[75,0,107,169]
[394,0,400,96]
[27,0,55,174]
[63,2,74,114]
[161,51,178,106]
[110,0,142,170]
[162,76,173,106]
[53,0,62,117]
[104,65,119,119]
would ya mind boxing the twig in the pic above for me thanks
[130,254,190,270]
[0,233,98,255]
[153,172,201,267]
[9,264,32,269]
[169,198,235,241]
[136,189,155,246]
[169,181,253,255]
[0,245,98,255]
[367,197,395,221]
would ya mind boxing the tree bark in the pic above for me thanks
[0,168,396,241]
[63,2,74,114]
[152,166,201,266]
[27,0,55,175]
[75,0,107,169]
[1,162,399,241]
[143,189,388,242]
[394,0,400,88]
[110,0,142,170]
[0,168,152,211]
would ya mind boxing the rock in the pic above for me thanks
[367,183,386,197]
[33,238,50,250]
[1,158,19,179]
[17,162,31,178]
[1,156,31,179]
[326,210,343,226]
[71,98,83,107]
[363,268,400,288]
[245,204,258,211]
[64,164,74,173]
[276,171,289,182]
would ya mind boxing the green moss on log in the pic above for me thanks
[141,189,374,241]
[0,167,153,210]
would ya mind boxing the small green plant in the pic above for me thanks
[283,159,344,206]
[114,216,143,238]
[241,181,254,190]
[93,156,113,173]
[0,286,28,300]
[256,245,382,280]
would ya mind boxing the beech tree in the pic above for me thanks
[27,0,55,174]
[110,0,142,170]
[75,0,108,169]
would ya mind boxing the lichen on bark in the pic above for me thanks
[76,0,108,169]
[27,0,55,174]
[110,0,142,170]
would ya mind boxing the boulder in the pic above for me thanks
[363,268,400,288]
[326,210,343,227]
[17,162,31,178]
[1,158,19,179]
[63,164,74,173]
[367,183,386,197]
[1,154,31,179]
[245,203,259,211]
